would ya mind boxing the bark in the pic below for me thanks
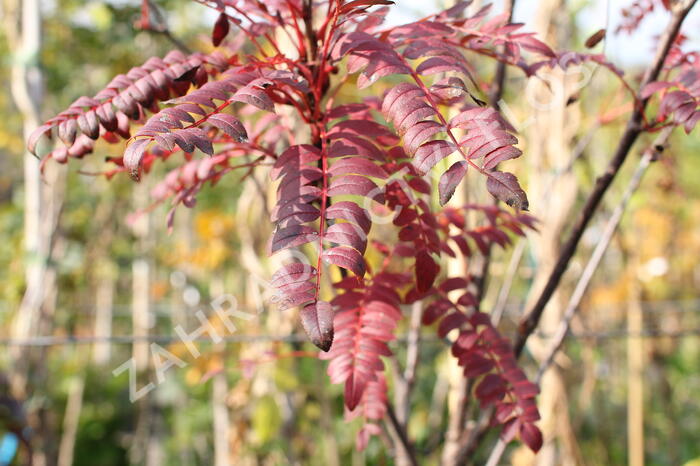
[627,270,644,466]
[130,182,153,465]
[4,0,46,397]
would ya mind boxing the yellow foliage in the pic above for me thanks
[631,207,672,259]
[188,238,229,270]
[195,210,235,240]
[251,395,282,445]
[163,210,237,270]
[588,272,630,311]
[150,280,169,300]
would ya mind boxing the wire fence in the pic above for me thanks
[0,328,699,347]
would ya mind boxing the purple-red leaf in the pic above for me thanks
[415,249,439,292]
[271,144,321,180]
[212,12,230,47]
[475,374,507,404]
[327,175,385,203]
[438,161,467,205]
[520,423,543,453]
[77,110,100,140]
[325,201,372,234]
[184,127,213,155]
[124,138,151,181]
[300,301,335,351]
[58,119,78,146]
[271,263,316,288]
[325,223,368,253]
[207,113,248,142]
[403,121,444,155]
[413,140,456,174]
[322,246,366,277]
[641,81,673,99]
[339,0,394,14]
[270,225,319,254]
[232,83,275,112]
[486,171,529,211]
[329,157,388,179]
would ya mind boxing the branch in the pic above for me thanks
[473,0,518,308]
[534,126,671,384]
[385,402,419,466]
[490,239,526,325]
[483,126,670,466]
[389,302,421,466]
[403,300,422,387]
[141,1,193,54]
[488,0,515,108]
[513,0,697,358]
[441,5,520,464]
[489,118,605,325]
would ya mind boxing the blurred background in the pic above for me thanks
[0,0,699,465]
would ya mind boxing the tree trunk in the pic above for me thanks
[516,0,584,464]
[57,377,85,466]
[4,0,45,398]
[627,271,644,466]
[130,182,153,465]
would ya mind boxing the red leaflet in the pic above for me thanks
[300,301,335,352]
[413,140,456,174]
[270,263,317,288]
[486,171,529,211]
[328,157,388,179]
[271,145,321,180]
[520,422,543,453]
[329,136,385,161]
[76,110,99,139]
[327,175,385,203]
[322,246,366,277]
[270,203,320,227]
[211,12,230,47]
[415,249,439,292]
[123,138,151,181]
[475,374,507,405]
[270,225,319,253]
[207,113,248,142]
[231,81,275,112]
[325,201,372,234]
[403,121,444,155]
[58,119,77,146]
[438,161,467,206]
[416,56,467,75]
[339,0,395,15]
[324,223,368,253]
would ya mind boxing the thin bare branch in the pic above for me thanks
[385,402,419,466]
[514,0,697,358]
[535,127,671,383]
[491,239,526,325]
[484,126,670,466]
[143,0,193,54]
[489,0,515,108]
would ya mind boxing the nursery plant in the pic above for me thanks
[27,0,699,462]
